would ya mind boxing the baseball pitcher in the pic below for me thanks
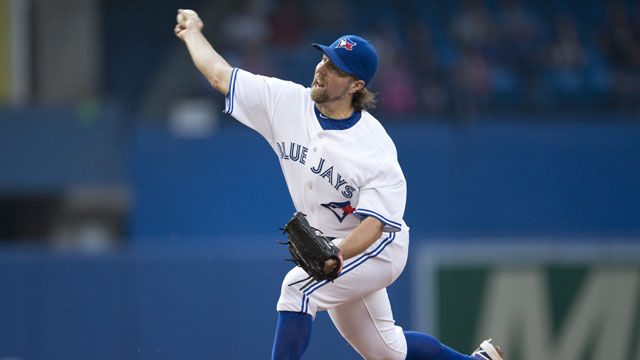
[175,9,503,360]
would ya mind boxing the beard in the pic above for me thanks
[310,80,350,104]
[310,86,329,103]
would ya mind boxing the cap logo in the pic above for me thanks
[336,38,357,51]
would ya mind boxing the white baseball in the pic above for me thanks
[176,9,197,26]
[177,13,185,26]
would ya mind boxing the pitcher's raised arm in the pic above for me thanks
[175,9,233,95]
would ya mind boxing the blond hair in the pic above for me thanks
[352,87,377,112]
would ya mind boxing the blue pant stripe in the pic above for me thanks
[334,233,395,279]
[298,232,396,314]
[301,233,393,298]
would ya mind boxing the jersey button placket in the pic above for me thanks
[304,134,321,215]
[313,132,323,152]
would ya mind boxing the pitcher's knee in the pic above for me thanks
[276,267,318,318]
[349,326,407,360]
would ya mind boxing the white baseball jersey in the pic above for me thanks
[224,68,408,237]
[224,67,412,358]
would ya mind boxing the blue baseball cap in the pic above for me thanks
[312,35,378,86]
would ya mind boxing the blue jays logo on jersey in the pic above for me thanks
[336,38,356,51]
[321,201,356,222]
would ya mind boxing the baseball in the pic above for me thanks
[176,13,186,26]
[176,9,197,26]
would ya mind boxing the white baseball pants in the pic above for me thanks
[277,229,410,359]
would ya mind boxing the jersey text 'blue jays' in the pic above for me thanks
[277,141,308,164]
[277,141,355,198]
[310,158,355,198]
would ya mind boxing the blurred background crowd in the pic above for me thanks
[102,0,640,120]
[3,0,640,123]
[212,0,640,118]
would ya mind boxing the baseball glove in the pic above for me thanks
[279,212,343,290]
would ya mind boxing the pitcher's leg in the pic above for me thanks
[404,332,472,360]
[328,288,407,360]
[271,311,312,360]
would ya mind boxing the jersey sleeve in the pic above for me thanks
[223,68,303,143]
[354,159,406,232]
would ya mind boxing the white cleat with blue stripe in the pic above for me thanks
[471,339,504,360]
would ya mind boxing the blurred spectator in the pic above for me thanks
[455,47,492,95]
[497,0,539,42]
[358,20,413,116]
[241,43,278,76]
[363,21,404,77]
[495,0,544,70]
[221,0,270,53]
[220,0,276,75]
[378,51,417,116]
[405,21,449,115]
[450,0,499,52]
[268,0,309,48]
[597,0,640,100]
[451,46,493,119]
[546,16,586,70]
[306,0,350,41]
[361,21,419,116]
[600,1,640,67]
[543,15,587,92]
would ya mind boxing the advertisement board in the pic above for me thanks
[414,241,640,360]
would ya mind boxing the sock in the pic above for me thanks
[271,311,313,360]
[405,331,471,360]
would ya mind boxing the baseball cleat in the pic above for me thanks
[471,339,504,360]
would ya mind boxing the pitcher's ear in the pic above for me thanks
[350,79,365,94]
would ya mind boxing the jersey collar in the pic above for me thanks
[314,104,361,130]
